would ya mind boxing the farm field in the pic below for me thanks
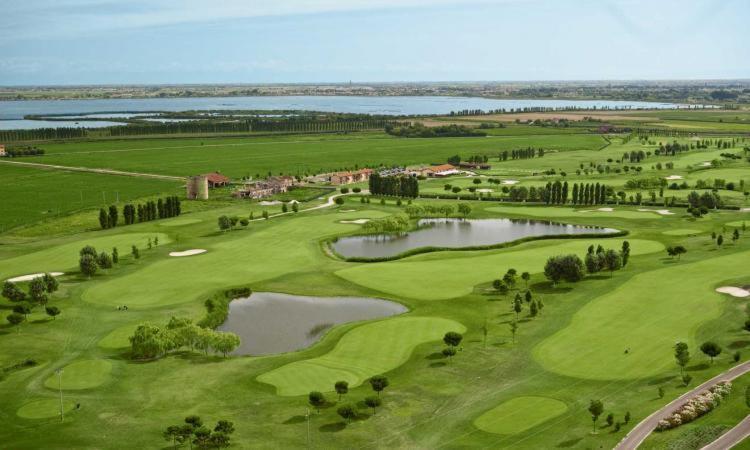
[1,113,750,449]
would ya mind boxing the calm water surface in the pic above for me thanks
[0,95,691,120]
[218,292,407,355]
[332,218,618,258]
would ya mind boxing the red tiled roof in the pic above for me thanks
[203,172,230,183]
[429,164,456,173]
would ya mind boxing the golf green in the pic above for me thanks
[336,238,663,300]
[44,360,112,390]
[533,250,750,380]
[257,316,465,396]
[474,396,568,435]
[17,399,76,420]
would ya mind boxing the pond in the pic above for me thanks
[217,292,407,355]
[331,218,618,259]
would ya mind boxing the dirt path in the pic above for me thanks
[615,360,750,450]
[248,190,368,222]
[0,159,186,181]
[701,415,750,450]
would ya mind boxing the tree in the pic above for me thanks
[530,300,538,317]
[211,332,241,357]
[603,249,622,276]
[364,396,382,414]
[674,342,690,376]
[262,210,269,220]
[214,420,235,435]
[129,323,168,360]
[79,254,98,278]
[733,228,740,244]
[282,203,288,213]
[544,255,585,285]
[457,203,471,218]
[132,245,140,259]
[521,272,530,288]
[621,241,630,267]
[42,273,59,293]
[98,252,113,269]
[108,204,118,228]
[588,400,604,434]
[606,413,614,427]
[624,411,631,424]
[6,312,25,332]
[334,380,349,401]
[369,375,389,397]
[45,306,61,320]
[29,277,48,304]
[192,427,212,449]
[163,425,184,449]
[672,245,687,260]
[337,404,356,423]
[292,202,299,213]
[658,386,665,398]
[717,235,724,247]
[13,303,32,319]
[185,415,203,429]
[700,341,722,363]
[2,281,26,302]
[513,297,523,320]
[80,245,97,258]
[99,208,109,229]
[443,331,463,348]
[208,432,231,449]
[218,215,232,232]
[308,391,325,413]
[683,374,692,387]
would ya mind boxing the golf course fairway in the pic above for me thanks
[257,316,465,396]
[474,396,568,435]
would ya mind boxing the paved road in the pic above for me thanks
[701,415,750,450]
[615,360,750,450]
[0,159,186,181]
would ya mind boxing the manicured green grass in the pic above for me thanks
[17,399,77,420]
[662,229,702,235]
[336,238,663,300]
[473,396,568,435]
[257,316,465,396]
[533,250,750,379]
[0,163,181,231]
[0,232,170,280]
[43,360,112,390]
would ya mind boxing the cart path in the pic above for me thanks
[615,360,750,450]
[0,159,186,181]
[700,414,750,450]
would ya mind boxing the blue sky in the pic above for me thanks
[0,0,748,85]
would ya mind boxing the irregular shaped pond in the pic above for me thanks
[218,292,407,355]
[332,218,618,259]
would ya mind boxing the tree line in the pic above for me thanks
[130,316,241,360]
[498,147,545,161]
[384,123,486,138]
[1,146,45,157]
[368,173,419,197]
[100,196,181,229]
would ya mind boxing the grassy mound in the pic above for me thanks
[257,316,465,396]
[43,360,112,390]
[474,396,567,435]
[0,232,171,279]
[17,399,76,419]
[337,238,663,300]
[533,250,750,380]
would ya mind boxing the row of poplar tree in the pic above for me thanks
[99,196,181,229]
[368,173,420,198]
[540,181,611,205]
[498,147,545,160]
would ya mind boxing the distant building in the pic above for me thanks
[330,168,372,185]
[233,175,296,199]
[203,172,230,188]
[378,167,405,177]
[458,162,491,170]
[0,144,5,157]
[426,164,460,177]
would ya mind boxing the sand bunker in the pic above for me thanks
[742,208,750,212]
[638,209,674,215]
[6,272,64,283]
[339,219,370,224]
[597,207,614,212]
[716,286,750,298]
[502,180,520,185]
[340,209,357,212]
[699,162,712,167]
[259,200,281,206]
[665,175,683,180]
[477,189,494,193]
[169,249,207,257]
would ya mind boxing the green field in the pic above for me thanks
[2,116,750,449]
